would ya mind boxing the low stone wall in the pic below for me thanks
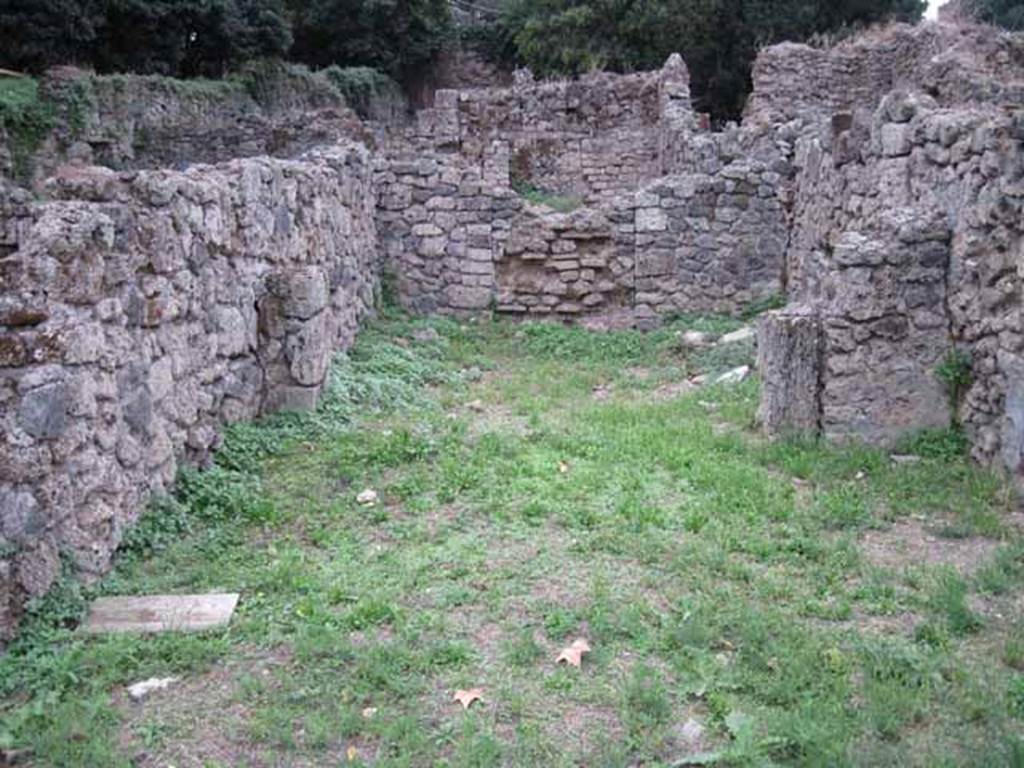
[377,147,789,321]
[0,143,379,640]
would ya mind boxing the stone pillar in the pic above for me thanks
[757,307,823,436]
[258,267,333,413]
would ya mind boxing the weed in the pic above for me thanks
[0,77,54,183]
[936,348,973,425]
[512,180,582,212]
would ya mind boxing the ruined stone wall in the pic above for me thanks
[631,160,790,323]
[758,88,1024,472]
[13,65,365,188]
[0,143,379,640]
[395,54,696,207]
[377,54,790,321]
[496,204,634,317]
[375,140,518,314]
[745,23,1024,127]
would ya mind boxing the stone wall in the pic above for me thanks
[9,64,365,189]
[757,87,1024,472]
[496,204,633,317]
[745,22,1024,127]
[375,141,518,314]
[394,54,696,207]
[377,53,793,321]
[0,143,378,640]
[631,160,790,323]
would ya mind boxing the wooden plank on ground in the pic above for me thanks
[81,593,240,635]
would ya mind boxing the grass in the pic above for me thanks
[1,312,1022,766]
[513,181,583,213]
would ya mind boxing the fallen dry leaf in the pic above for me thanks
[558,460,570,474]
[556,638,592,668]
[453,688,484,709]
[356,488,378,505]
[346,744,359,762]
[467,399,485,412]
[361,706,378,719]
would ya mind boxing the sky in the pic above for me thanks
[926,0,943,19]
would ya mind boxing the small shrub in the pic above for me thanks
[320,65,406,119]
[512,180,581,213]
[1008,676,1024,717]
[1004,638,1024,671]
[0,77,55,183]
[928,569,982,635]
[935,349,972,425]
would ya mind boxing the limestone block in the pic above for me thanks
[879,123,912,157]
[757,309,822,436]
[636,208,668,232]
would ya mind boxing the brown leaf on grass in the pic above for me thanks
[558,460,570,474]
[556,638,592,668]
[346,744,359,762]
[453,688,484,709]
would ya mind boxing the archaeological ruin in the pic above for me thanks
[1,19,1023,640]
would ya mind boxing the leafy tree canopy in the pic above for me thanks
[0,0,292,77]
[478,0,926,120]
[287,0,453,80]
[963,0,1024,29]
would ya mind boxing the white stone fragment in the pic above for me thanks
[715,365,751,385]
[127,677,179,702]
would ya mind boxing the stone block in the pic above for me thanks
[636,208,668,232]
[18,381,69,439]
[757,309,822,436]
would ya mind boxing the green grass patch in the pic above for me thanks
[1,313,1019,766]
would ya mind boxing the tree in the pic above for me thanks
[288,0,453,80]
[0,0,292,77]
[98,0,292,77]
[0,0,102,72]
[962,0,1024,28]
[482,0,926,120]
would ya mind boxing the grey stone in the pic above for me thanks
[0,488,44,541]
[18,382,69,439]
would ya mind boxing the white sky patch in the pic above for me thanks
[925,0,943,19]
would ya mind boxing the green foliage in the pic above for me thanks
[319,65,406,119]
[739,293,786,321]
[233,58,343,110]
[936,348,973,424]
[287,0,452,80]
[479,0,925,120]
[893,427,970,460]
[0,0,292,77]
[0,0,101,73]
[0,77,55,183]
[963,0,1024,28]
[513,180,582,212]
